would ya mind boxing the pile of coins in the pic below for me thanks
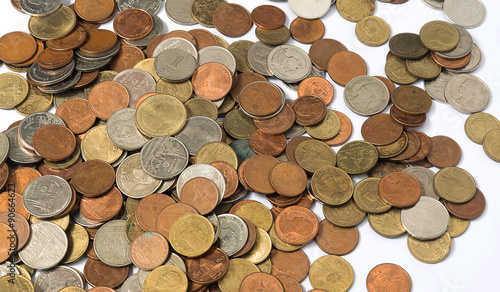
[0,0,496,291]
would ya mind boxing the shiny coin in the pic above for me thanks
[288,0,330,19]
[407,232,452,263]
[337,0,375,22]
[94,220,132,267]
[0,73,29,109]
[434,167,476,203]
[28,6,76,40]
[22,175,72,218]
[135,94,187,137]
[169,214,214,257]
[81,125,124,164]
[368,209,406,238]
[465,113,500,144]
[401,197,450,240]
[130,232,169,271]
[353,177,391,213]
[309,255,354,292]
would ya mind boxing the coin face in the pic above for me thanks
[443,0,485,28]
[401,197,450,240]
[309,255,354,291]
[94,220,132,267]
[366,263,412,292]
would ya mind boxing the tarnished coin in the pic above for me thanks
[94,220,132,267]
[268,45,311,83]
[448,43,481,73]
[316,219,359,256]
[18,112,65,151]
[420,21,459,52]
[407,232,452,263]
[337,0,375,22]
[424,70,455,103]
[72,160,115,198]
[246,41,274,76]
[406,54,442,80]
[0,73,29,109]
[174,116,222,156]
[356,16,390,46]
[443,0,485,28]
[144,265,188,292]
[385,56,418,85]
[309,255,354,292]
[311,166,353,205]
[328,51,367,87]
[445,74,490,114]
[368,209,406,238]
[251,5,286,30]
[361,114,403,146]
[401,197,450,240]
[391,85,432,115]
[427,136,462,168]
[434,167,476,203]
[0,32,37,64]
[403,166,439,200]
[240,272,283,291]
[288,0,330,19]
[165,0,196,25]
[140,137,188,180]
[442,188,485,220]
[290,18,325,44]
[22,175,72,218]
[198,46,236,75]
[337,141,378,174]
[6,127,41,164]
[255,26,291,46]
[366,263,412,292]
[309,38,348,71]
[217,214,249,257]
[176,163,226,203]
[353,177,391,213]
[213,3,252,37]
[107,108,149,151]
[389,33,428,60]
[379,172,421,208]
[436,24,473,59]
[155,48,197,82]
[84,258,129,289]
[34,266,85,291]
[117,0,161,14]
[323,198,366,227]
[483,129,500,162]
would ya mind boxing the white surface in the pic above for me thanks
[1,0,499,291]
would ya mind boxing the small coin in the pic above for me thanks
[356,16,391,46]
[268,45,311,83]
[241,227,272,264]
[213,3,252,37]
[337,0,375,21]
[72,160,115,197]
[81,125,123,163]
[337,141,378,174]
[385,56,418,85]
[180,177,219,215]
[445,74,490,114]
[195,141,238,170]
[169,214,214,257]
[407,232,452,263]
[316,219,359,255]
[292,95,327,126]
[389,33,428,60]
[309,255,354,292]
[366,263,412,292]
[420,21,459,52]
[434,167,476,203]
[230,200,273,232]
[192,63,232,101]
[198,46,236,75]
[130,232,169,271]
[442,188,485,220]
[431,51,472,69]
[391,85,432,115]
[136,94,187,137]
[22,175,73,218]
[270,162,307,198]
[379,172,421,208]
[427,135,462,168]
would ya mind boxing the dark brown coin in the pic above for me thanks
[185,247,230,285]
[275,206,319,246]
[255,26,291,46]
[0,31,36,64]
[113,9,154,41]
[130,232,169,271]
[368,160,407,178]
[74,0,116,23]
[391,85,432,115]
[56,98,96,134]
[6,167,41,195]
[213,4,252,37]
[88,81,129,120]
[268,192,302,208]
[32,124,76,162]
[390,106,427,127]
[0,211,30,251]
[239,82,282,117]
[292,95,327,126]
[270,249,310,282]
[72,160,115,197]
[243,154,279,194]
[229,72,267,102]
[209,162,239,199]
[427,136,462,168]
[156,202,198,240]
[254,104,295,135]
[402,131,432,164]
[251,5,286,30]
[367,263,412,292]
[79,29,118,56]
[135,193,176,232]
[240,273,284,292]
[46,26,87,51]
[389,33,428,60]
[232,218,257,258]
[39,158,83,180]
[109,45,145,72]
[316,219,359,256]
[390,130,421,161]
[270,162,308,198]
[188,29,218,50]
[84,258,129,289]
[80,187,123,222]
[361,113,404,146]
[249,130,286,156]
[180,177,219,215]
[73,71,99,89]
[309,38,348,71]
[285,136,312,164]
[37,48,74,70]
[379,172,421,207]
[290,18,325,44]
[328,51,367,86]
[442,188,485,220]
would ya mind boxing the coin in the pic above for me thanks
[311,166,352,205]
[32,124,75,161]
[288,0,330,19]
[23,175,73,218]
[292,95,326,127]
[135,94,187,137]
[356,16,391,46]
[213,3,252,37]
[72,160,115,197]
[448,43,481,73]
[268,45,311,83]
[445,74,490,114]
[269,161,307,198]
[0,274,34,292]
[192,63,232,101]
[94,220,132,267]
[198,46,236,75]
[442,187,485,220]
[241,227,272,264]
[275,206,318,245]
[434,167,476,203]
[130,232,169,271]
[316,219,359,255]
[483,129,500,162]
[389,33,428,60]
[84,258,129,288]
[362,114,403,145]
[246,41,273,77]
[81,125,124,163]
[337,141,378,174]
[427,135,461,168]
[169,214,214,257]
[255,26,291,46]
[240,272,283,291]
[231,200,273,231]
[216,214,249,257]
[366,263,411,292]
[353,177,391,213]
[309,255,354,291]
[28,6,76,40]
[177,163,226,203]
[290,18,325,44]
[251,5,286,29]
[254,104,295,135]
[406,54,442,80]
[379,172,421,208]
[0,32,37,64]
[328,51,367,86]
[407,232,452,263]
[156,202,197,240]
[62,223,90,264]
[185,246,229,285]
[420,21,459,52]
[401,196,450,240]
[80,187,123,222]
[144,265,188,292]
[195,141,238,170]
[385,56,418,85]
[74,0,115,22]
[443,0,485,28]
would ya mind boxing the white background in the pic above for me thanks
[1,0,499,291]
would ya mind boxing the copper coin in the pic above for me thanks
[88,288,116,292]
[74,0,116,23]
[254,104,295,135]
[431,51,471,69]
[427,136,462,168]
[156,202,198,240]
[130,232,169,271]
[0,31,36,64]
[297,76,334,106]
[213,4,252,37]
[192,63,232,101]
[270,162,308,198]
[251,5,286,30]
[390,130,421,161]
[243,154,280,194]
[164,30,197,44]
[73,71,99,89]
[361,113,403,146]
[442,188,485,220]
[135,193,176,232]
[37,48,74,70]
[84,258,129,289]
[12,38,44,68]
[232,218,257,257]
[239,82,282,117]
[389,106,427,128]
[275,205,319,245]
[39,158,83,180]
[32,124,76,161]
[290,18,325,44]
[0,192,29,220]
[375,76,396,94]
[270,249,310,282]
[6,167,41,195]
[328,51,367,86]
[268,192,302,208]
[315,219,359,256]
[144,34,168,58]
[0,211,30,251]
[366,263,412,292]
[249,130,286,156]
[238,159,254,192]
[188,29,218,50]
[379,172,421,208]
[275,275,302,292]
[46,26,87,51]
[88,81,129,120]
[0,163,8,190]
[0,222,12,262]
[180,177,219,215]
[322,111,353,147]
[109,45,145,72]
[240,273,284,292]
[185,246,229,284]
[210,162,238,199]
[80,187,123,222]
[229,72,267,101]
[56,98,96,134]
[402,131,432,163]
[72,160,115,197]
[309,38,348,71]
[10,0,23,13]
[292,95,327,126]
[391,85,432,115]
[113,9,154,41]
[285,136,312,164]
[79,29,118,56]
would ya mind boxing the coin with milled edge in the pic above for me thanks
[22,175,72,218]
[94,220,132,267]
[34,265,85,291]
[217,214,249,257]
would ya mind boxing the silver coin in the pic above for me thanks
[424,70,455,103]
[212,96,225,108]
[71,209,103,228]
[107,108,149,151]
[138,253,187,289]
[445,74,490,114]
[288,0,331,19]
[284,123,306,139]
[113,69,156,108]
[221,188,248,204]
[75,55,112,72]
[19,0,62,16]
[166,0,197,25]
[22,175,72,219]
[0,262,18,278]
[53,89,87,108]
[176,164,226,203]
[448,43,482,74]
[436,25,473,59]
[19,221,68,270]
[174,116,223,155]
[28,61,75,86]
[401,196,450,240]
[0,132,10,166]
[94,220,132,267]
[111,150,129,168]
[116,153,161,198]
[268,45,312,83]
[284,65,325,90]
[247,42,274,77]
[18,112,65,150]
[154,48,197,82]
[217,214,249,257]
[206,212,221,244]
[37,70,82,94]
[140,136,189,180]
[117,0,162,14]
[5,126,41,164]
[34,265,85,292]
[422,0,444,9]
[75,42,121,61]
[152,37,198,60]
[444,0,485,28]
[156,178,176,193]
[344,75,390,115]
[198,46,236,75]
[125,14,164,47]
[120,273,142,292]
[403,166,440,200]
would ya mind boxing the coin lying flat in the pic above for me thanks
[268,45,311,83]
[445,74,490,114]
[483,129,500,162]
[94,220,132,267]
[288,0,331,19]
[443,0,485,28]
[309,255,354,291]
[401,197,450,240]
[22,175,73,218]
[366,263,412,292]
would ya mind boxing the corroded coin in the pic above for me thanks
[389,33,428,60]
[391,85,432,115]
[292,95,327,126]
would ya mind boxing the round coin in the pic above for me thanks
[309,255,354,292]
[366,263,412,292]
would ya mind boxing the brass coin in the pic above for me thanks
[218,258,259,292]
[434,167,476,203]
[368,209,406,238]
[295,139,336,173]
[355,16,391,47]
[223,109,258,139]
[81,125,123,164]
[255,26,291,46]
[135,94,187,137]
[337,0,375,22]
[144,265,188,292]
[375,132,408,159]
[185,98,218,120]
[420,21,460,52]
[385,56,418,85]
[305,110,341,140]
[0,274,34,292]
[228,40,254,73]
[309,255,354,292]
[232,200,273,231]
[407,232,452,263]
[133,58,160,82]
[406,54,442,80]
[191,0,227,27]
[483,129,500,162]
[0,73,29,109]
[195,142,238,169]
[241,228,272,264]
[169,214,214,257]
[464,112,500,144]
[311,166,353,205]
[337,141,378,175]
[28,6,77,40]
[15,84,53,116]
[257,258,272,273]
[448,215,469,238]
[125,213,145,244]
[269,224,302,252]
[62,223,89,264]
[353,177,391,213]
[156,79,193,103]
[323,199,366,228]
[30,214,70,230]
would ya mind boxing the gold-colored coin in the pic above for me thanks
[233,201,273,231]
[337,141,378,175]
[375,132,408,159]
[465,112,500,144]
[269,224,302,252]
[156,79,193,103]
[81,125,124,163]
[218,258,259,292]
[218,96,236,115]
[355,16,390,46]
[407,232,452,263]
[43,143,81,170]
[419,21,459,52]
[144,265,188,292]
[169,214,214,257]
[256,257,271,273]
[434,167,476,203]
[134,58,161,82]
[309,255,354,292]
[15,265,31,281]
[483,129,500,162]
[6,64,30,73]
[241,228,272,264]
[311,166,353,205]
[195,142,238,169]
[185,98,218,120]
[385,56,418,85]
[0,274,34,292]
[84,71,118,97]
[135,94,187,137]
[406,54,442,80]
[255,26,290,46]
[223,109,257,139]
[15,84,53,116]
[62,223,89,264]
[323,199,366,228]
[126,197,141,216]
[191,0,227,27]
[228,40,254,73]
[353,177,391,213]
[368,209,406,238]
[295,140,336,173]
[28,6,77,40]
[216,35,229,49]
[0,73,29,109]
[30,214,70,230]
[125,213,145,244]
[337,0,375,22]
[58,287,86,292]
[305,110,341,140]
[16,263,35,276]
[448,215,469,238]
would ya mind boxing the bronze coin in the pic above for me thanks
[213,4,252,37]
[292,95,327,126]
[254,104,295,135]
[238,159,255,192]
[130,232,170,271]
[0,222,12,262]
[0,211,30,251]
[109,45,145,72]
[74,0,116,23]
[322,111,353,147]
[185,246,230,285]
[37,48,74,70]
[290,18,325,44]
[366,263,412,292]
[0,163,8,191]
[84,258,129,288]
[180,177,219,215]
[229,72,267,101]
[88,81,129,120]
[442,188,485,220]
[0,192,29,220]
[374,76,396,94]
[270,161,308,198]
[79,29,118,56]
[309,38,348,71]
[192,62,232,101]
[39,158,83,180]
[270,249,310,282]
[0,31,36,64]
[389,106,427,128]
[297,76,335,106]
[327,51,367,86]
[88,287,116,292]
[240,273,284,292]
[12,39,44,68]
[156,202,198,239]
[80,187,123,222]
[268,192,302,208]
[144,34,169,58]
[243,154,279,194]
[361,113,404,146]
[402,131,432,164]
[379,172,421,208]
[32,124,76,162]
[315,219,359,256]
[46,26,87,51]
[239,82,282,117]
[233,218,257,258]
[431,51,471,69]
[285,136,312,164]
[275,274,302,292]
[427,136,462,168]
[390,130,422,161]
[72,160,115,197]
[368,160,407,178]
[135,193,176,232]
[251,5,286,30]
[275,206,319,245]
[73,71,99,89]
[6,167,41,195]
[113,9,154,41]
[249,130,286,156]
[163,30,197,45]
[56,98,96,134]
[210,161,239,199]
[391,85,432,115]
[188,29,218,50]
